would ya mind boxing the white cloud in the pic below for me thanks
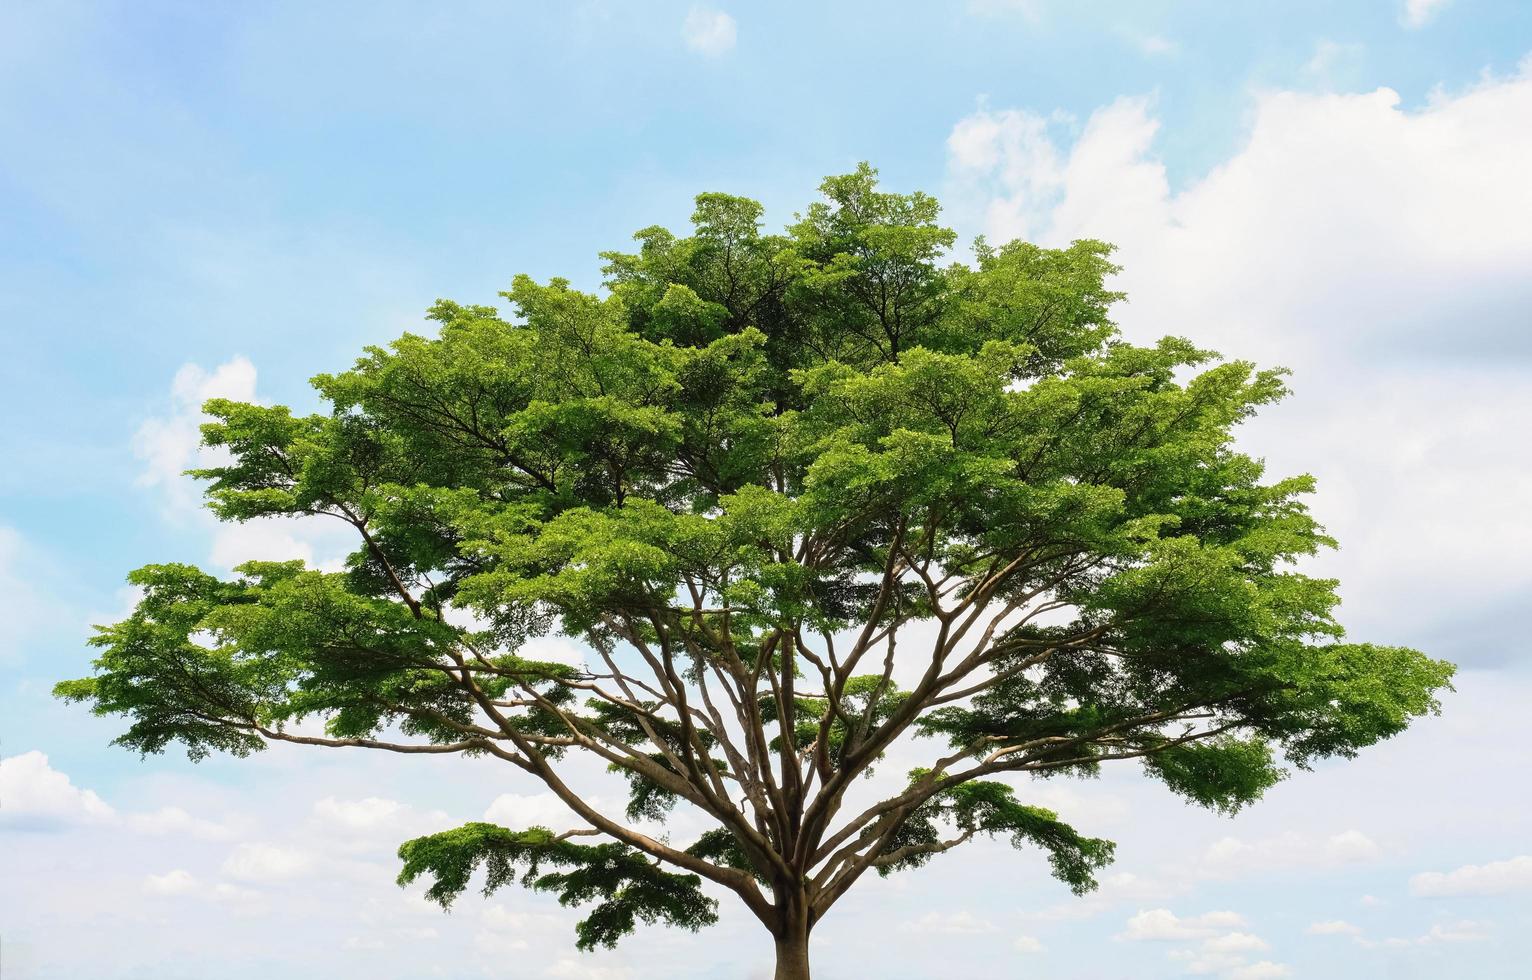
[315,795,407,831]
[1014,935,1045,953]
[1198,831,1381,879]
[143,869,199,896]
[982,76,1532,373]
[483,792,594,831]
[309,795,454,857]
[546,959,634,980]
[133,357,257,515]
[1117,908,1247,941]
[1136,34,1177,57]
[1301,39,1366,87]
[1425,920,1492,943]
[1226,964,1291,980]
[681,7,735,57]
[1357,918,1492,948]
[207,520,318,569]
[1152,915,1281,978]
[1307,920,1362,936]
[479,906,566,932]
[949,68,1532,665]
[0,751,249,849]
[86,583,145,634]
[1026,870,1182,922]
[136,867,265,910]
[1401,0,1451,29]
[1172,947,1286,978]
[1025,782,1131,828]
[133,869,274,912]
[1202,932,1271,954]
[946,105,1072,249]
[128,805,237,841]
[313,795,449,836]
[471,924,533,955]
[0,751,116,829]
[518,634,592,668]
[131,358,356,574]
[1410,855,1532,897]
[221,842,315,882]
[212,881,262,904]
[908,910,997,934]
[343,935,386,950]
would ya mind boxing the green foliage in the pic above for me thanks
[59,560,577,758]
[686,828,767,883]
[397,823,718,950]
[57,163,1455,957]
[1142,737,1285,815]
[879,777,1115,894]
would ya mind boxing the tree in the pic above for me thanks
[58,165,1453,980]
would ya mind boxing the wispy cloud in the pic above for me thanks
[682,6,736,56]
[1411,856,1532,897]
[1116,908,1247,941]
[1301,39,1366,87]
[1401,0,1451,28]
[1307,920,1362,936]
[967,0,1045,20]
[1129,31,1178,56]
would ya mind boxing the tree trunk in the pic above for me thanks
[772,928,812,980]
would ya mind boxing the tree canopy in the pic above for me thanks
[58,164,1454,980]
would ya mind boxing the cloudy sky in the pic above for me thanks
[3,2,1531,978]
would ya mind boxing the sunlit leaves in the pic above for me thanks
[1142,736,1286,815]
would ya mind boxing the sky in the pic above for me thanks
[3,1,1532,977]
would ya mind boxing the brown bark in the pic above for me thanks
[772,888,814,980]
[772,927,812,980]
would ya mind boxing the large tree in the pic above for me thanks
[59,165,1452,980]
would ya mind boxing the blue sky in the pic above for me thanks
[3,2,1532,978]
